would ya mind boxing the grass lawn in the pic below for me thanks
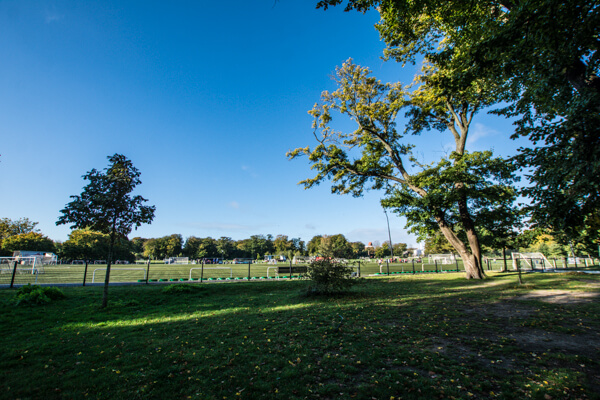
[1,271,599,399]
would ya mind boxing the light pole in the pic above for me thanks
[384,207,394,261]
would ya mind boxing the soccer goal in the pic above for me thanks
[511,252,553,269]
[165,257,189,265]
[428,253,456,265]
[0,256,43,274]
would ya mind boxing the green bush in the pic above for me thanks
[162,284,202,294]
[306,258,357,295]
[13,284,65,306]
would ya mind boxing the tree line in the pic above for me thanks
[0,219,410,262]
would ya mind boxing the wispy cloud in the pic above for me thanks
[45,10,64,23]
[305,223,316,230]
[241,165,258,179]
[466,123,499,147]
[229,201,240,209]
[180,222,253,232]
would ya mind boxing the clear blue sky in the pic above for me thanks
[0,0,527,247]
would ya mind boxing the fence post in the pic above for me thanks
[455,257,459,272]
[412,259,415,274]
[542,258,546,272]
[358,261,361,277]
[387,260,390,276]
[83,260,89,286]
[248,261,252,280]
[10,260,18,288]
[200,260,204,283]
[574,256,578,270]
[517,258,523,285]
[435,260,438,273]
[289,260,293,279]
[146,259,151,284]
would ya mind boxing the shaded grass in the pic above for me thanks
[1,272,599,399]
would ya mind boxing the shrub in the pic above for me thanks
[13,284,65,306]
[162,284,202,294]
[306,258,357,295]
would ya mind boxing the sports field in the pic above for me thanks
[0,259,477,287]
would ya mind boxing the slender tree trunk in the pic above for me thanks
[101,227,116,308]
[501,246,508,272]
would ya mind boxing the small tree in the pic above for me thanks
[306,258,356,295]
[57,154,155,308]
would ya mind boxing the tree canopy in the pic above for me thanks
[316,0,599,245]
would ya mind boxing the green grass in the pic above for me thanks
[1,272,599,399]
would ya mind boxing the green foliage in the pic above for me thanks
[13,284,65,306]
[1,232,55,253]
[318,0,600,242]
[57,154,155,238]
[0,217,39,240]
[306,258,357,295]
[161,284,203,294]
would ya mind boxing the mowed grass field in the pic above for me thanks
[1,259,516,287]
[1,271,599,400]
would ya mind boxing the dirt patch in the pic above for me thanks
[514,290,600,304]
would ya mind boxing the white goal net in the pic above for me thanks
[428,253,456,265]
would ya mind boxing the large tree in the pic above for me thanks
[289,60,518,278]
[317,0,600,244]
[57,154,155,308]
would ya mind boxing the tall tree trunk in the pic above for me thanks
[456,191,485,279]
[435,214,485,279]
[501,246,508,272]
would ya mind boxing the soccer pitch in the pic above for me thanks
[0,259,470,287]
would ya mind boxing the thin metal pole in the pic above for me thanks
[83,260,89,286]
[200,260,204,282]
[384,208,394,261]
[146,259,150,284]
[10,260,18,288]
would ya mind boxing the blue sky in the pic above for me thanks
[0,1,527,247]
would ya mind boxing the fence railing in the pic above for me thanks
[1,257,597,287]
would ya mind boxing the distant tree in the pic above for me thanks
[216,237,237,259]
[374,241,406,258]
[274,234,292,254]
[0,217,40,256]
[319,234,353,259]
[350,241,367,258]
[307,235,323,256]
[61,229,110,261]
[424,231,455,255]
[1,232,55,253]
[0,217,39,239]
[164,234,183,257]
[238,235,274,258]
[57,154,155,308]
[143,238,161,260]
[130,237,147,259]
